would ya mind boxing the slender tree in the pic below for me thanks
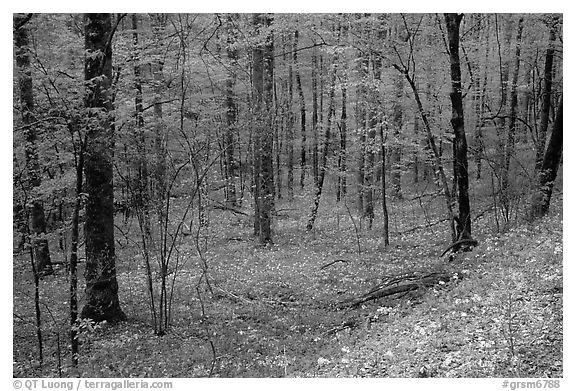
[224,14,239,206]
[14,13,53,276]
[445,13,473,242]
[81,13,125,323]
[294,29,307,189]
[501,17,524,219]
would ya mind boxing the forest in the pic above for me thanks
[13,13,562,378]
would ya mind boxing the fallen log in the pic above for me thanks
[341,271,462,308]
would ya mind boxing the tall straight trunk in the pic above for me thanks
[475,18,491,180]
[356,51,369,215]
[286,33,295,200]
[445,13,473,241]
[307,40,336,231]
[390,73,403,199]
[69,133,83,366]
[311,44,319,188]
[364,47,382,228]
[530,99,562,219]
[294,29,307,189]
[337,52,348,201]
[379,123,389,246]
[535,16,558,172]
[14,14,53,276]
[252,13,274,244]
[501,17,524,218]
[224,15,239,206]
[81,13,125,323]
[412,113,419,183]
[495,14,515,171]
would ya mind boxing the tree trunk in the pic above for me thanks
[252,13,274,244]
[14,13,53,276]
[224,15,238,206]
[390,74,403,199]
[535,16,558,172]
[286,32,295,200]
[337,47,348,202]
[501,17,524,219]
[530,99,562,219]
[294,29,307,189]
[364,50,382,229]
[379,122,390,246]
[445,13,473,241]
[81,13,125,323]
[311,44,319,188]
[307,37,336,231]
[475,18,491,180]
[356,51,369,215]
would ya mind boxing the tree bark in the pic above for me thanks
[294,29,307,189]
[252,13,274,244]
[390,73,403,199]
[311,44,319,188]
[224,14,239,206]
[14,13,53,276]
[364,49,382,228]
[356,51,369,215]
[501,17,524,219]
[445,13,473,241]
[81,13,125,323]
[530,98,562,220]
[307,36,336,231]
[535,16,558,172]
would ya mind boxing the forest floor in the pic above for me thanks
[13,186,563,378]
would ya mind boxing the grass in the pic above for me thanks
[12,177,563,378]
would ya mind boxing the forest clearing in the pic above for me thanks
[13,13,562,379]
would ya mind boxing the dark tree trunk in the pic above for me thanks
[307,39,336,231]
[14,13,53,276]
[364,51,382,229]
[286,33,295,200]
[495,14,514,172]
[224,15,239,206]
[311,45,319,188]
[81,13,125,323]
[379,123,390,246]
[252,13,274,244]
[294,29,307,189]
[530,99,562,220]
[337,49,348,202]
[356,51,369,215]
[390,74,403,199]
[535,16,559,172]
[501,17,524,219]
[445,13,473,241]
[475,18,491,180]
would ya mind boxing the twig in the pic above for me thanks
[320,259,349,270]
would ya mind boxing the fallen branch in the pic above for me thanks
[320,259,349,270]
[440,238,479,258]
[341,271,461,308]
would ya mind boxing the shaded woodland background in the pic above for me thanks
[13,13,562,378]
